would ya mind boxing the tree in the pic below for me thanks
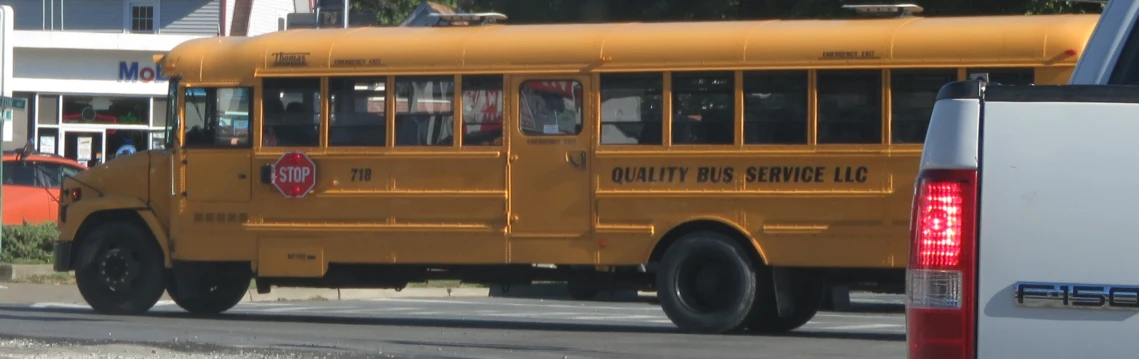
[351,0,1104,27]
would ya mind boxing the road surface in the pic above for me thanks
[0,294,905,358]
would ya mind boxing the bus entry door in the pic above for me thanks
[507,75,594,263]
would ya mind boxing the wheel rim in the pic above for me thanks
[98,246,142,292]
[674,254,740,314]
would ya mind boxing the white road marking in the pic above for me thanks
[479,311,582,318]
[234,302,295,307]
[815,323,904,331]
[816,313,899,319]
[371,298,661,311]
[312,307,421,314]
[30,302,89,309]
[154,300,175,306]
[567,315,660,321]
[260,306,327,313]
[398,311,444,315]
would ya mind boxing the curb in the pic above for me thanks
[0,263,59,282]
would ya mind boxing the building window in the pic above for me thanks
[61,96,150,126]
[130,4,155,33]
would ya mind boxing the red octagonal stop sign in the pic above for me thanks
[271,151,317,198]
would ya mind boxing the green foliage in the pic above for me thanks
[1024,0,1105,15]
[0,222,58,264]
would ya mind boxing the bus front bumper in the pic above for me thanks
[53,241,72,272]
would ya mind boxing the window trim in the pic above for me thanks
[124,2,160,34]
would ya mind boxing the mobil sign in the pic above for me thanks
[118,61,167,83]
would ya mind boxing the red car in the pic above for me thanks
[2,149,87,225]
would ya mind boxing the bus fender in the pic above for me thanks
[61,197,172,268]
[654,216,769,266]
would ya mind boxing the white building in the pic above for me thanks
[1,0,310,166]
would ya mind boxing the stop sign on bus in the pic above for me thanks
[271,152,317,198]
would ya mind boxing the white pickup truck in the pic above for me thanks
[907,0,1139,358]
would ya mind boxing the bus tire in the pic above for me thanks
[748,276,824,333]
[567,280,600,300]
[657,231,759,334]
[74,221,166,315]
[167,262,252,315]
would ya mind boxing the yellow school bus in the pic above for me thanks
[51,11,1097,334]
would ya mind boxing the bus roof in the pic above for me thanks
[163,14,1100,84]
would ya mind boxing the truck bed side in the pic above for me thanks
[975,84,1139,357]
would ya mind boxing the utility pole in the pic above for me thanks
[0,5,16,258]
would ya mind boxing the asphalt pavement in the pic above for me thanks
[0,293,906,359]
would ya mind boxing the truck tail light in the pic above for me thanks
[907,169,978,359]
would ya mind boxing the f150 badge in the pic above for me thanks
[1014,282,1139,310]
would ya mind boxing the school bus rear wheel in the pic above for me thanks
[74,221,166,315]
[567,279,600,300]
[167,262,253,315]
[746,272,824,333]
[657,231,758,334]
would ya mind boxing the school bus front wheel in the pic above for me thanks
[73,220,167,315]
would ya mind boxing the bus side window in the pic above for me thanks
[395,76,455,146]
[599,72,663,145]
[890,69,957,144]
[329,77,386,147]
[518,80,584,136]
[671,71,734,145]
[743,70,808,145]
[817,70,882,145]
[460,75,504,146]
[184,87,252,148]
[262,78,321,147]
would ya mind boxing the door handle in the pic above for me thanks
[565,150,586,170]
